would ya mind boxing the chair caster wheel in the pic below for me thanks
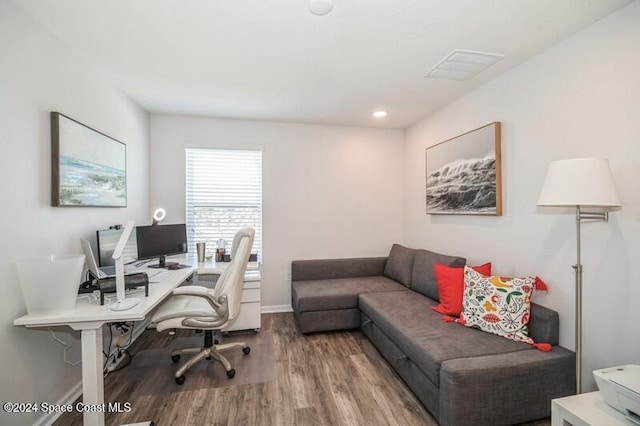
[206,356,212,360]
[175,375,185,385]
[243,347,251,355]
[214,339,219,345]
[227,369,236,378]
[171,354,181,363]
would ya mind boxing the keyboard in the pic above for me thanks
[147,270,172,283]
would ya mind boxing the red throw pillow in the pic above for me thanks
[432,262,492,316]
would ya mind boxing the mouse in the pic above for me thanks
[168,264,181,270]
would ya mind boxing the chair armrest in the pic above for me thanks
[173,285,227,315]
[291,257,387,281]
[173,285,210,297]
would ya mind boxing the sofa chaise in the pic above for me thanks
[291,244,575,426]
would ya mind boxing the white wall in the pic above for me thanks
[150,115,404,309]
[404,1,640,391]
[0,1,149,424]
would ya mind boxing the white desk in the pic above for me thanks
[14,264,195,426]
[196,257,260,274]
[551,391,629,426]
[13,256,261,425]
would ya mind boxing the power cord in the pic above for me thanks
[103,324,113,371]
[77,292,100,305]
[48,329,81,366]
[101,288,147,308]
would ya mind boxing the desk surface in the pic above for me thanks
[14,266,195,328]
[13,255,261,328]
[197,257,260,276]
[551,391,629,426]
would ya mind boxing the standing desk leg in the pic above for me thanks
[81,328,105,426]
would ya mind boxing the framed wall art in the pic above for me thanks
[425,122,501,215]
[51,112,127,207]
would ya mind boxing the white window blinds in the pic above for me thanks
[185,148,262,260]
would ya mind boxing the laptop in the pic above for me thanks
[81,239,135,279]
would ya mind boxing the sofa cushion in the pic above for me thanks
[291,257,387,281]
[359,290,533,386]
[292,276,408,313]
[383,244,415,287]
[411,249,466,300]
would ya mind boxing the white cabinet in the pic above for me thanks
[194,269,261,332]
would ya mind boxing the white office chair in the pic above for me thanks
[150,228,255,385]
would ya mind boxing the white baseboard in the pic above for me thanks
[261,304,293,313]
[34,381,82,426]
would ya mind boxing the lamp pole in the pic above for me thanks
[573,206,609,394]
[573,206,583,394]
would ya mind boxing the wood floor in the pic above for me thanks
[54,313,551,425]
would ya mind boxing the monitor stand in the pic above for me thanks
[147,255,178,269]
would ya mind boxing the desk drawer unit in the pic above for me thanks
[196,272,262,332]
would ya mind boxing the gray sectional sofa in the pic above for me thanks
[291,244,576,426]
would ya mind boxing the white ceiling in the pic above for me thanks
[15,0,633,129]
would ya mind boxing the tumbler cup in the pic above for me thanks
[196,242,206,262]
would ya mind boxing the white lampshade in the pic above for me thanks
[537,158,621,207]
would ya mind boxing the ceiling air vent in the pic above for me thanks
[425,49,504,81]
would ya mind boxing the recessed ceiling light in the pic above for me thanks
[372,110,388,118]
[309,0,333,16]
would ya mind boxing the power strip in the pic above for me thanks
[106,349,128,372]
[104,322,133,373]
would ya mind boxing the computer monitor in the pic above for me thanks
[96,228,138,267]
[136,224,188,268]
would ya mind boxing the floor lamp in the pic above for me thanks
[537,158,621,394]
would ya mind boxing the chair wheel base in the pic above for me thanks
[227,369,236,378]
[243,347,251,355]
[175,375,185,385]
[171,354,181,363]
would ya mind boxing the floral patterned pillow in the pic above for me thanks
[458,266,536,345]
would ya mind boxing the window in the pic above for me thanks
[185,148,262,260]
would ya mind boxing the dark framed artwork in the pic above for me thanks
[51,112,127,207]
[425,122,502,215]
